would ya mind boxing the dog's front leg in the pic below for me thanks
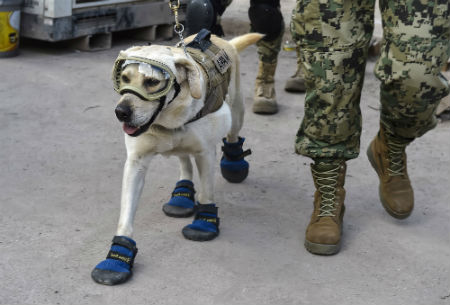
[116,153,153,237]
[91,153,152,286]
[181,148,220,241]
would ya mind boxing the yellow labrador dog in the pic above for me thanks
[92,30,262,285]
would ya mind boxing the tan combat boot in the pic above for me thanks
[367,127,414,219]
[284,53,305,93]
[253,61,278,114]
[305,160,346,255]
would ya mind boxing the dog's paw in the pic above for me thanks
[182,203,220,241]
[163,180,197,217]
[220,137,251,183]
[91,236,138,286]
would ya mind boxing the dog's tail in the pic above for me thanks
[229,33,264,53]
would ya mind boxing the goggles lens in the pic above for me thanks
[114,57,175,101]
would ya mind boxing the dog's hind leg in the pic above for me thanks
[91,153,152,286]
[194,150,216,204]
[226,62,245,143]
[163,155,197,218]
[226,91,244,143]
[220,76,251,183]
[182,149,220,242]
[178,155,193,180]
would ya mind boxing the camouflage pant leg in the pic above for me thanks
[293,0,375,160]
[250,13,285,64]
[255,26,284,63]
[375,0,450,141]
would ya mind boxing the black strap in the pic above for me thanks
[195,204,220,226]
[196,204,218,215]
[167,81,181,105]
[149,97,165,125]
[171,190,195,201]
[222,148,252,161]
[111,236,138,254]
[107,236,138,267]
[174,181,196,192]
[186,29,212,52]
[195,214,220,227]
[171,181,196,201]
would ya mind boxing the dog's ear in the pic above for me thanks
[175,57,202,100]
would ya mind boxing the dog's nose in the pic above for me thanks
[115,105,132,122]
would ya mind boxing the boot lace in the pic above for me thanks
[312,164,340,217]
[386,140,407,177]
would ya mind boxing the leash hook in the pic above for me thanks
[168,0,187,55]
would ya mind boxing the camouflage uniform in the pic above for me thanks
[251,19,284,64]
[291,0,450,160]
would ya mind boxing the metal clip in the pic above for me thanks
[168,0,187,55]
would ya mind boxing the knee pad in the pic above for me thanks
[185,0,231,36]
[248,0,283,41]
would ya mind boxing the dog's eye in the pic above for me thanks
[144,78,160,87]
[121,75,130,83]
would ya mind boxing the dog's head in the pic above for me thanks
[112,45,205,137]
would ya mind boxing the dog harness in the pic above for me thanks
[184,29,232,122]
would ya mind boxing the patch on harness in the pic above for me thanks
[213,50,231,74]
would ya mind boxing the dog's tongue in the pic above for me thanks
[123,123,139,135]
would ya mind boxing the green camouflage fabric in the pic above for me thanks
[251,22,284,64]
[255,27,284,64]
[291,0,450,160]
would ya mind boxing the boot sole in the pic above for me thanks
[252,101,278,114]
[304,240,341,255]
[366,145,412,220]
[304,206,345,256]
[284,82,306,93]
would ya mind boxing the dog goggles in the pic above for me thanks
[112,55,176,101]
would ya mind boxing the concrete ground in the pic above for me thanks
[1,1,450,304]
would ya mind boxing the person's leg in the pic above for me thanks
[368,0,450,218]
[285,6,307,93]
[249,0,284,114]
[294,0,375,254]
[284,47,306,93]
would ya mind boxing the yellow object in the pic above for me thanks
[0,10,20,53]
[283,40,296,52]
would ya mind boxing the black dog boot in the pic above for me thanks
[182,203,220,241]
[91,236,138,285]
[162,180,196,217]
[220,137,251,183]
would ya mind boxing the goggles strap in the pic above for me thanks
[147,96,166,127]
[167,81,181,105]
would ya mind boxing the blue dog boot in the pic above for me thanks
[182,203,220,241]
[91,236,138,286]
[220,137,251,183]
[163,180,196,217]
